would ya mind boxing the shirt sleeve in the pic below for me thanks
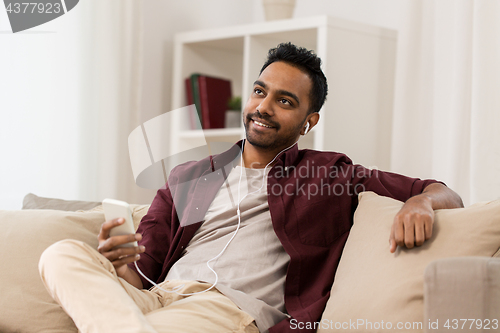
[348,163,445,207]
[128,183,176,289]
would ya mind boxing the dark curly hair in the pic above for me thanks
[260,42,328,114]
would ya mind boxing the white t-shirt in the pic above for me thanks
[165,165,290,331]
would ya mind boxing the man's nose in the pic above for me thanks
[257,96,274,116]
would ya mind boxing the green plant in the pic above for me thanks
[227,96,242,111]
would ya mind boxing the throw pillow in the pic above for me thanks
[22,193,101,211]
[319,191,500,333]
[0,204,150,332]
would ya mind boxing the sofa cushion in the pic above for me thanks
[0,204,149,333]
[319,192,500,333]
[22,193,102,211]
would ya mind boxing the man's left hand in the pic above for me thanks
[389,194,434,253]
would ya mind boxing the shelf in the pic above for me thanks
[179,127,244,139]
[175,16,396,44]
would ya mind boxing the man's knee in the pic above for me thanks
[38,239,93,279]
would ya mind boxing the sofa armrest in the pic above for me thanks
[424,257,500,332]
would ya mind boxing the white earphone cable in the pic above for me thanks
[134,132,306,296]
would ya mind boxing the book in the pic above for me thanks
[197,75,232,129]
[184,78,199,129]
[190,73,203,129]
[185,77,194,105]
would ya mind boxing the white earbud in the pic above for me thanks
[303,123,310,135]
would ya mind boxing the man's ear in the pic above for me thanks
[302,112,320,135]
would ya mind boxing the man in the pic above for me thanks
[39,43,463,333]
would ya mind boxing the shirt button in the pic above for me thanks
[196,207,199,210]
[204,178,207,181]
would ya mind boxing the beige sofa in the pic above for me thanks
[1,192,499,332]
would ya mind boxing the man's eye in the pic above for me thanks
[254,88,264,95]
[280,98,291,105]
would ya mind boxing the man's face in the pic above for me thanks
[243,61,312,153]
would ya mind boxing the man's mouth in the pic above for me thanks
[245,112,279,130]
[253,120,274,128]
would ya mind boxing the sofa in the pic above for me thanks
[1,192,499,332]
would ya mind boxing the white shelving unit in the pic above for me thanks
[170,16,397,170]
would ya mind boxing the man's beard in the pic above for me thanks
[244,111,304,150]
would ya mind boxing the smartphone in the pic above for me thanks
[102,198,138,248]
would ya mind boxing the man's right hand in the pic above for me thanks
[97,217,145,287]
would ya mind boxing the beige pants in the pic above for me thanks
[39,239,258,333]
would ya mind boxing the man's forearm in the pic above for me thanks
[419,182,464,210]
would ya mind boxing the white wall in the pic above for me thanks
[0,8,83,209]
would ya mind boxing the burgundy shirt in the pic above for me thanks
[130,141,440,332]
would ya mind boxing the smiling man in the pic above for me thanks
[243,60,319,162]
[39,43,463,333]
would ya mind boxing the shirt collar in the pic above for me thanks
[210,139,300,172]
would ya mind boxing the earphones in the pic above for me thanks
[304,122,310,135]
